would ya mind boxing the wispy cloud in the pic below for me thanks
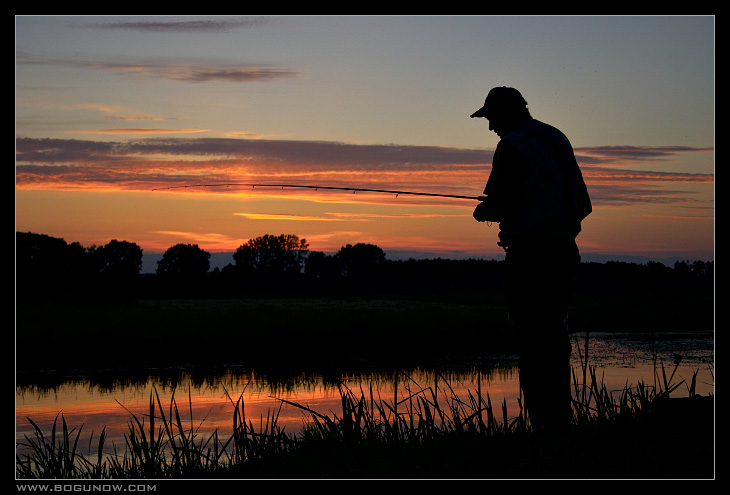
[66,103,128,114]
[576,146,714,166]
[103,116,183,122]
[15,136,713,208]
[79,60,299,84]
[223,131,272,139]
[69,128,210,135]
[79,17,270,33]
[16,53,299,84]
[328,212,465,219]
[234,211,465,222]
[234,213,346,222]
[583,183,704,205]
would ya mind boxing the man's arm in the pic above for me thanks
[473,142,513,223]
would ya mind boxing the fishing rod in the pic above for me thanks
[152,183,487,201]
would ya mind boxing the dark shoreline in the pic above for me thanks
[16,290,713,388]
[16,253,714,385]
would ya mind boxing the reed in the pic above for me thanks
[16,357,712,479]
[16,413,87,478]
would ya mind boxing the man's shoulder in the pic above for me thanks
[505,119,567,145]
[530,119,559,132]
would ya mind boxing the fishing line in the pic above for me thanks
[152,183,487,201]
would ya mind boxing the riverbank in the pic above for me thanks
[15,286,713,377]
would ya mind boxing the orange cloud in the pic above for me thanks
[234,213,346,222]
[15,136,713,210]
[69,128,210,135]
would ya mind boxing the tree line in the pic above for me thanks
[15,232,394,296]
[15,231,714,299]
[15,231,385,280]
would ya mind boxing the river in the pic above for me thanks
[16,331,714,462]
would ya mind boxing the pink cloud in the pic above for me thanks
[15,136,713,208]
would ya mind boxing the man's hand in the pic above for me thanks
[473,201,491,222]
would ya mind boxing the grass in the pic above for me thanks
[16,353,714,479]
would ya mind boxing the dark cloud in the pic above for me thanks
[15,137,713,208]
[19,136,715,175]
[16,137,491,169]
[172,67,298,83]
[79,17,269,33]
[16,54,299,84]
[576,145,714,166]
[585,183,703,206]
[84,60,297,84]
[582,167,713,183]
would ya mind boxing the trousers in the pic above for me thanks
[503,235,580,430]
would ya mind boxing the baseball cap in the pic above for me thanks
[470,86,528,118]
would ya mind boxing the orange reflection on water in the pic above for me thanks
[16,369,522,459]
[16,353,714,462]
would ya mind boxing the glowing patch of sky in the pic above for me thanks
[15,15,714,263]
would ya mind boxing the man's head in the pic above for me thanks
[470,87,531,138]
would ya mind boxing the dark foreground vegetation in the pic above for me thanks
[16,359,714,479]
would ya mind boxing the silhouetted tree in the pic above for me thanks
[17,232,71,278]
[304,251,342,281]
[336,243,386,279]
[673,259,713,287]
[16,232,96,285]
[91,239,143,282]
[156,243,210,285]
[233,234,309,276]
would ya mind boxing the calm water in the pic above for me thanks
[16,332,714,460]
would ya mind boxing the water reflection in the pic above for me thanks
[16,332,714,462]
[16,366,521,459]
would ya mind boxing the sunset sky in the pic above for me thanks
[15,15,715,270]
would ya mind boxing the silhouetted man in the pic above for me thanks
[470,87,591,431]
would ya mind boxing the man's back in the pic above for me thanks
[495,119,591,242]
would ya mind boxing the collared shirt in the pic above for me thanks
[483,118,592,246]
